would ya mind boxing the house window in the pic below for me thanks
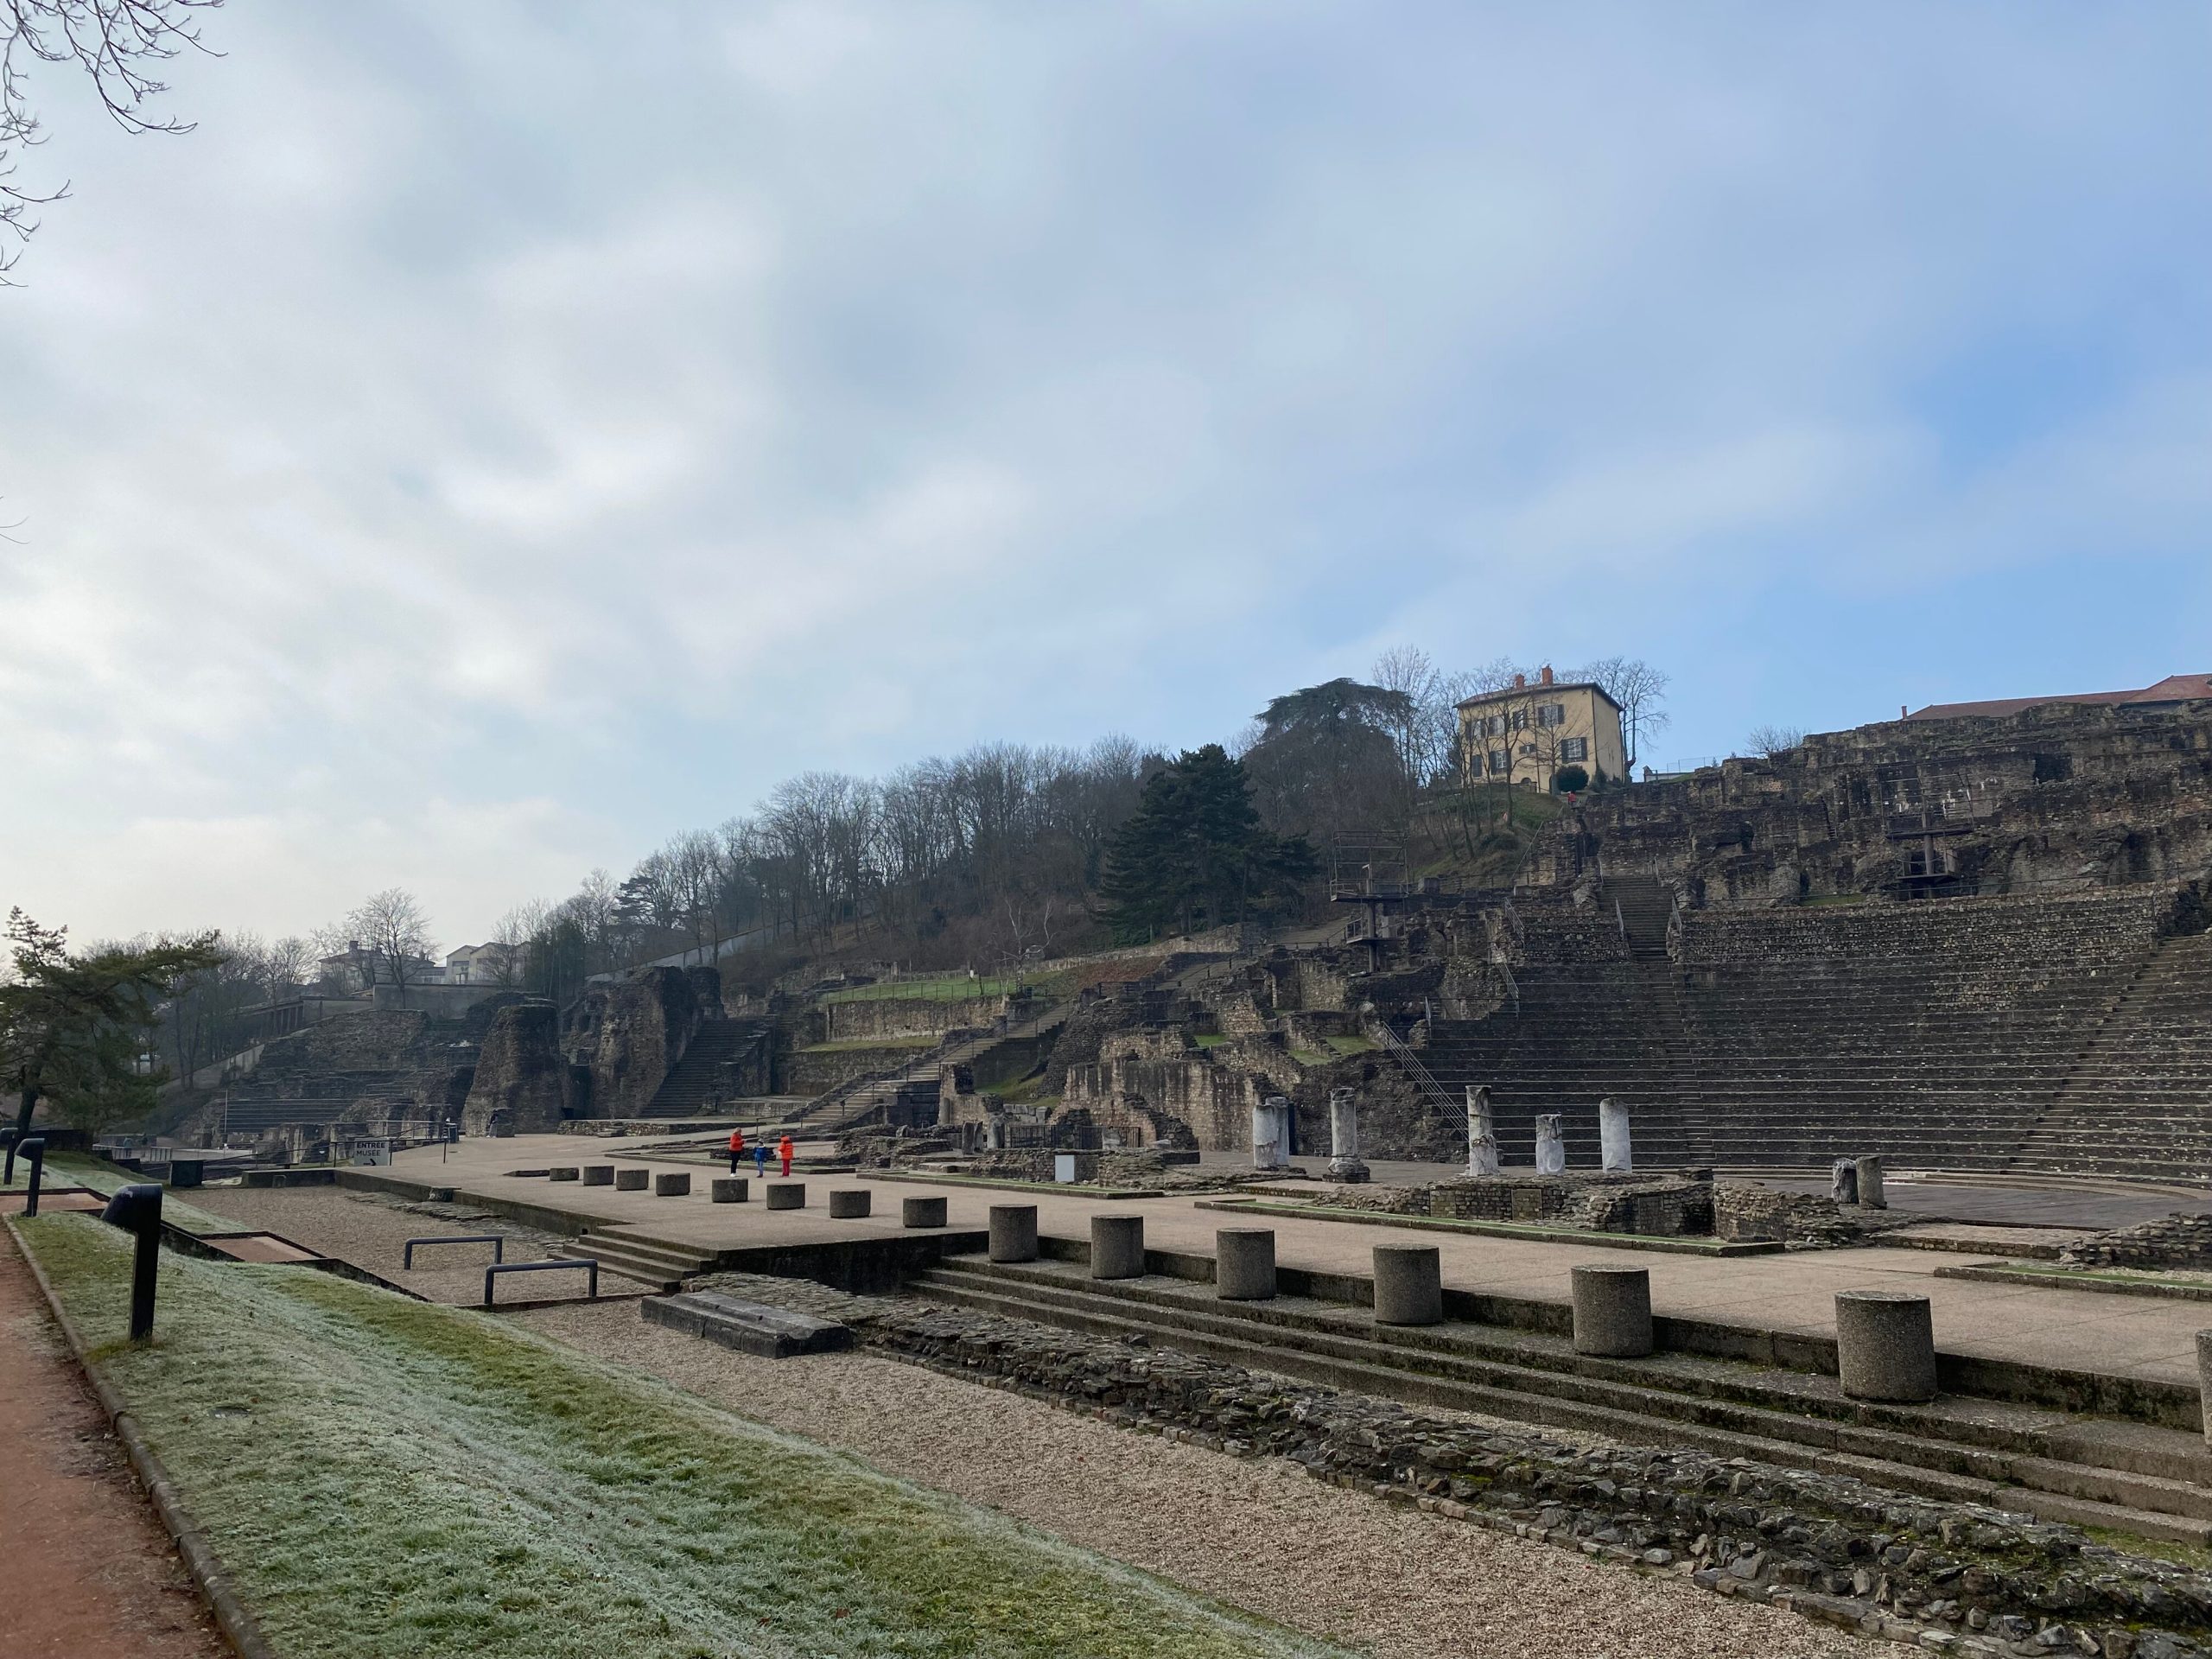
[1487,749,1509,775]
[1510,709,1528,731]
[1560,737,1588,762]
[1536,702,1566,728]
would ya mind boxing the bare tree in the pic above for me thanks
[1745,724,1806,759]
[3,0,222,280]
[1575,656,1671,776]
[264,935,313,995]
[346,888,435,1006]
[489,901,544,990]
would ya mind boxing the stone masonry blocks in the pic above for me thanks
[710,1178,748,1204]
[1091,1214,1145,1280]
[582,1165,615,1186]
[1214,1228,1277,1300]
[654,1172,690,1198]
[901,1195,948,1230]
[549,1166,579,1182]
[1372,1244,1442,1325]
[1570,1263,1654,1357]
[1835,1289,1939,1403]
[828,1189,872,1219]
[988,1204,1039,1263]
[765,1182,806,1211]
[614,1168,649,1192]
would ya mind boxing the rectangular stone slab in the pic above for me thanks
[641,1291,854,1359]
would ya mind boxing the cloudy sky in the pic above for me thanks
[2,2,2206,950]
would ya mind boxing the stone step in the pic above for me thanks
[910,1261,2212,1545]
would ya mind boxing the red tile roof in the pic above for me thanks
[1906,674,2212,721]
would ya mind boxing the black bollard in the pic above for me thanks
[20,1137,47,1217]
[3,1125,19,1185]
[100,1183,164,1341]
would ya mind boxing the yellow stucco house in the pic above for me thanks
[1456,667,1629,790]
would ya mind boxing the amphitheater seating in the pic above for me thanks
[1420,885,2202,1178]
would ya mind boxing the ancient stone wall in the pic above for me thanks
[818,994,1007,1041]
[1556,701,2212,906]
[460,1001,571,1135]
[2058,1213,2212,1270]
[562,966,709,1119]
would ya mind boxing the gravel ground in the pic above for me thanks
[522,1300,1878,1659]
[183,1184,648,1303]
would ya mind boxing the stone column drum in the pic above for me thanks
[1465,1085,1500,1177]
[1326,1088,1370,1184]
[1598,1098,1632,1173]
[1372,1244,1443,1325]
[653,1172,690,1198]
[1834,1290,1938,1403]
[582,1165,615,1186]
[615,1168,650,1192]
[1534,1115,1566,1176]
[2196,1332,2212,1449]
[901,1195,948,1229]
[1250,1096,1291,1170]
[828,1189,872,1219]
[1091,1214,1145,1280]
[764,1182,806,1211]
[710,1178,748,1204]
[1215,1228,1277,1300]
[1855,1155,1887,1210]
[988,1204,1039,1263]
[1571,1264,1653,1357]
[1830,1159,1859,1205]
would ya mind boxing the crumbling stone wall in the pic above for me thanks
[2058,1213,2212,1270]
[1713,1184,1909,1249]
[818,994,1008,1042]
[563,966,712,1119]
[461,1001,571,1135]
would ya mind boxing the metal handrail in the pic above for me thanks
[1369,1018,1466,1135]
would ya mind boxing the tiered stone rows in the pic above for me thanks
[2011,931,2212,1179]
[1422,887,2194,1175]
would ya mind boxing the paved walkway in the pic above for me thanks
[385,1137,2212,1388]
[0,1229,228,1659]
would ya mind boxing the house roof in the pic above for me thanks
[1905,674,2212,721]
[1456,680,1624,712]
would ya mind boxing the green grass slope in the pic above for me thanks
[16,1216,1347,1659]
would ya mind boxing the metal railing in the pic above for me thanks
[1368,1018,1467,1135]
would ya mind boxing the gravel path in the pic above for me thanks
[523,1301,1877,1659]
[183,1185,645,1303]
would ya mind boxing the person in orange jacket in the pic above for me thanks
[778,1134,795,1178]
[727,1128,747,1175]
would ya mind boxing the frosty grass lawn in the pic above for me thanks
[3,1149,238,1233]
[16,1214,1349,1659]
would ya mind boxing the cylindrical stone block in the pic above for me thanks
[1855,1155,1887,1210]
[2196,1332,2212,1448]
[902,1195,948,1229]
[988,1204,1039,1263]
[1372,1244,1443,1325]
[1091,1214,1145,1279]
[614,1168,649,1192]
[549,1166,579,1182]
[710,1178,748,1204]
[765,1182,806,1211]
[1571,1264,1654,1357]
[828,1188,872,1219]
[582,1165,615,1186]
[1598,1098,1632,1173]
[1830,1158,1859,1205]
[1834,1290,1938,1403]
[654,1172,690,1198]
[1215,1228,1277,1300]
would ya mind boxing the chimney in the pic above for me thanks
[1513,672,1527,689]
[1540,664,1554,685]
[1900,705,1907,721]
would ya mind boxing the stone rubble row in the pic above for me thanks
[706,1274,2212,1659]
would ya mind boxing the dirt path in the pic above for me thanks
[0,1227,228,1659]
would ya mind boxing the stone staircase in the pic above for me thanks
[570,1226,721,1292]
[782,1002,1073,1137]
[908,1254,2212,1546]
[2008,931,2212,1179]
[1421,888,2192,1174]
[643,1020,772,1118]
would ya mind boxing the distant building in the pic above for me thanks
[316,941,440,994]
[1907,673,2212,722]
[443,942,527,985]
[1456,666,1629,790]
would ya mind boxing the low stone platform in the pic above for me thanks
[642,1290,854,1358]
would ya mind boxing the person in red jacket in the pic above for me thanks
[727,1128,747,1175]
[778,1134,795,1178]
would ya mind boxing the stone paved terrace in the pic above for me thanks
[374,1135,2212,1389]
